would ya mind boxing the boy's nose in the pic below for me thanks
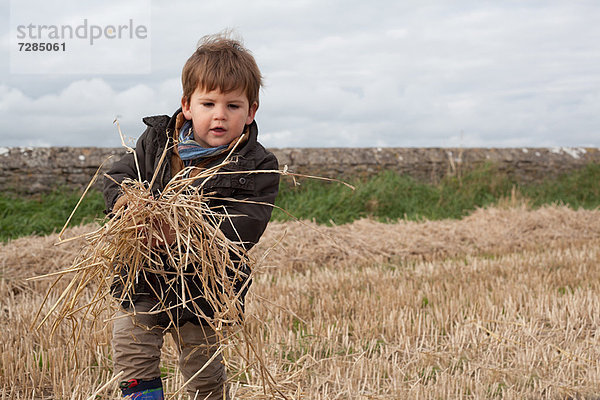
[213,105,226,120]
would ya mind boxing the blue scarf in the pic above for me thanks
[177,120,228,166]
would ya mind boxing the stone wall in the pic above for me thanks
[1,146,599,194]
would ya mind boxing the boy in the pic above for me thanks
[103,33,279,400]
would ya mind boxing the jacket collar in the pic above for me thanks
[141,108,259,157]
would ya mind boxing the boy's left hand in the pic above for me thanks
[121,201,175,247]
[149,219,176,247]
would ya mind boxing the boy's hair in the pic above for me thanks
[181,32,262,107]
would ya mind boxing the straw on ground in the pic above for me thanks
[2,204,600,398]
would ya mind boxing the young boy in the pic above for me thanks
[103,33,279,400]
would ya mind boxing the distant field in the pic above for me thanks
[1,163,600,241]
[2,205,600,398]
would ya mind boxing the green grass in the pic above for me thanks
[522,163,600,209]
[0,188,105,242]
[1,163,599,242]
[272,163,600,224]
[273,163,514,223]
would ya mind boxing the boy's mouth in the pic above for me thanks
[211,127,226,134]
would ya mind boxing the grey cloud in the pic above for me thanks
[1,1,599,148]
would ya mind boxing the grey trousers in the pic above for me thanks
[112,296,229,400]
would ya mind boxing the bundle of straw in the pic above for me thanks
[36,150,256,337]
[32,128,351,398]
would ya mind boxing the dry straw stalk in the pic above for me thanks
[2,204,600,398]
[29,131,294,398]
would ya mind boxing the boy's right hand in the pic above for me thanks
[149,218,176,247]
[114,196,175,248]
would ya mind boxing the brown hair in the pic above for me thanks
[181,32,262,107]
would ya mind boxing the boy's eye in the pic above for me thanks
[202,102,214,107]
[228,104,240,109]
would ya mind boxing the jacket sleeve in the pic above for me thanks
[103,127,153,214]
[207,151,280,251]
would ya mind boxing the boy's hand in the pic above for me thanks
[118,199,176,248]
[149,219,176,247]
[112,195,129,214]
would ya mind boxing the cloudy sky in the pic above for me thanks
[1,1,599,148]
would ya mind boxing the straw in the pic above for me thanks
[32,130,303,398]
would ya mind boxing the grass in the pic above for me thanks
[273,162,600,224]
[1,163,600,241]
[2,205,600,398]
[522,162,600,209]
[0,188,105,242]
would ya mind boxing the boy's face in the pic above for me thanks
[181,87,257,148]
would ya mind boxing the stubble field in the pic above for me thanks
[1,204,600,399]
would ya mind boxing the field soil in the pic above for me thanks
[1,205,600,399]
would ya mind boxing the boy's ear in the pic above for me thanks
[181,97,192,120]
[246,101,258,125]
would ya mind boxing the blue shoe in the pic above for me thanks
[120,377,164,399]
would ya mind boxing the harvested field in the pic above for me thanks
[1,205,600,399]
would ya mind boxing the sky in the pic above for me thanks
[1,1,599,148]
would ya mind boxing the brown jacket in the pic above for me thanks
[103,109,279,325]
